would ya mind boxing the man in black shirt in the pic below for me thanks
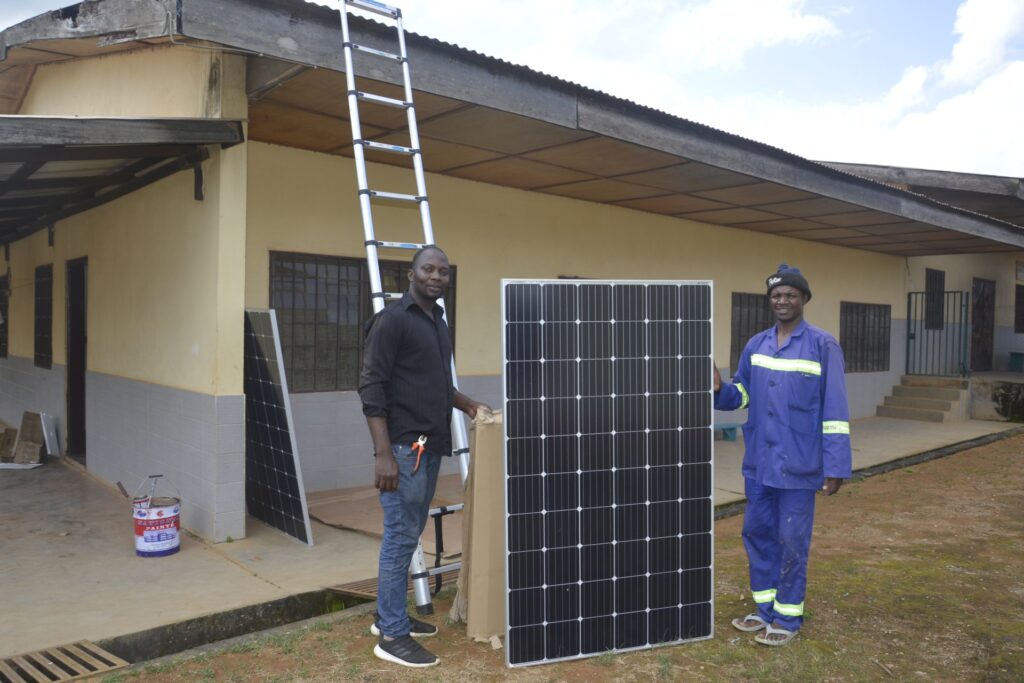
[359,245,488,668]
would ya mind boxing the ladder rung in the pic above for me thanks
[364,190,425,202]
[374,241,428,250]
[345,0,399,18]
[376,292,404,302]
[352,91,411,109]
[346,43,403,62]
[359,139,416,155]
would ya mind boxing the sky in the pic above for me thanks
[3,0,1023,177]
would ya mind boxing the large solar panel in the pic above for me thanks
[502,280,714,667]
[244,309,314,545]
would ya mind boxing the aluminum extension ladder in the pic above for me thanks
[339,0,471,615]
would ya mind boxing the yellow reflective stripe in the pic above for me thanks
[823,420,850,435]
[736,382,750,409]
[751,589,776,604]
[751,354,821,376]
[773,600,804,616]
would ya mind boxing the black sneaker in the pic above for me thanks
[373,635,439,668]
[370,614,438,638]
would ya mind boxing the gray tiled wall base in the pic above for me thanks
[290,374,503,492]
[86,371,245,542]
[0,355,65,433]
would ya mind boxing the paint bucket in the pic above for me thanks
[133,496,181,557]
[131,475,181,557]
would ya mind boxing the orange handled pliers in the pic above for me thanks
[411,435,427,473]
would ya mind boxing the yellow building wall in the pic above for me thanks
[2,152,242,394]
[20,45,232,118]
[246,142,907,375]
[907,253,1024,328]
[4,48,248,395]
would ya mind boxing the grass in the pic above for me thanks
[102,434,1024,682]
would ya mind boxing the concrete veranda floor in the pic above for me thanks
[0,415,1017,660]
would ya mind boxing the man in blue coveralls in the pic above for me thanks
[714,264,852,646]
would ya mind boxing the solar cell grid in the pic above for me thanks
[503,281,714,667]
[244,310,315,545]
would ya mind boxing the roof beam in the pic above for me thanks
[0,144,194,163]
[0,117,244,147]
[3,148,210,244]
[180,0,579,128]
[246,56,308,101]
[0,0,177,61]
[823,161,1024,198]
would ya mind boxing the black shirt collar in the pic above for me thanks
[400,290,443,316]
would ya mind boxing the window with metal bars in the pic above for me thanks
[0,275,8,358]
[34,264,53,369]
[269,252,457,392]
[840,301,890,373]
[730,292,773,372]
[925,268,945,330]
[1015,284,1024,334]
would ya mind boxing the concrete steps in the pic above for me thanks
[892,385,963,402]
[883,395,954,411]
[876,405,947,422]
[876,376,969,423]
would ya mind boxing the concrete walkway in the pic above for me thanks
[0,416,1017,659]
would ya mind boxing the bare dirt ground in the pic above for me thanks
[102,433,1024,682]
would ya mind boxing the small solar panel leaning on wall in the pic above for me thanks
[502,280,714,667]
[243,310,314,546]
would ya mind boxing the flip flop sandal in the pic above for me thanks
[731,613,768,632]
[754,625,797,646]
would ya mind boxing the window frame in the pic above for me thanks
[839,301,891,373]
[0,274,8,359]
[730,292,773,372]
[1015,284,1024,334]
[925,268,945,330]
[269,251,457,393]
[34,264,53,369]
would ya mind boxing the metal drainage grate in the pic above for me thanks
[0,641,128,682]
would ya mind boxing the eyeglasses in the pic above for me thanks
[770,293,802,303]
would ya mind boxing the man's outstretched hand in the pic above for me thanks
[713,365,722,391]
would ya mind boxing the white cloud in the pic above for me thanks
[658,0,839,70]
[665,58,1024,176]
[394,0,838,73]
[0,1,59,31]
[940,0,1024,86]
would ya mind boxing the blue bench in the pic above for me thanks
[715,423,742,442]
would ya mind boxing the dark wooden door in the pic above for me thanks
[971,277,995,372]
[66,258,87,460]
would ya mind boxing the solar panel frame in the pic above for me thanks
[501,280,715,667]
[244,309,315,546]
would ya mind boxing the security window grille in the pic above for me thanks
[730,292,772,372]
[270,252,456,392]
[925,268,945,330]
[34,264,53,369]
[840,302,891,373]
[0,275,8,358]
[1016,284,1024,334]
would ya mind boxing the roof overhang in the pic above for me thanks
[2,0,1023,257]
[822,162,1024,229]
[0,116,244,243]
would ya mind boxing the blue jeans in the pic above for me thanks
[742,478,816,632]
[377,443,442,637]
